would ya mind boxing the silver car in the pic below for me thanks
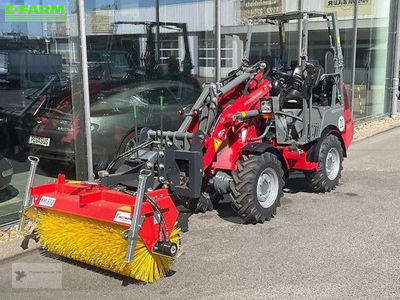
[29,80,201,173]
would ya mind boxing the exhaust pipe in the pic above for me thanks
[17,156,39,235]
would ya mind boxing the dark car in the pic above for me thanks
[29,80,201,172]
[0,155,13,190]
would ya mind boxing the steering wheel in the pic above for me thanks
[267,69,294,97]
[269,69,292,86]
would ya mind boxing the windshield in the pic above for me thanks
[36,80,201,118]
[248,21,299,71]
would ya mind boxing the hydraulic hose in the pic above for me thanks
[106,140,153,172]
[249,120,271,142]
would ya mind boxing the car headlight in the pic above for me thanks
[2,167,13,177]
[90,123,99,132]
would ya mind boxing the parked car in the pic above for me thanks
[29,79,202,173]
[0,73,104,160]
[0,48,137,154]
[0,155,13,190]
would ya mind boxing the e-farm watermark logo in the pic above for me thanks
[5,4,65,23]
[12,263,62,288]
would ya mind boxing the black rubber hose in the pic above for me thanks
[120,189,170,242]
[145,194,170,241]
[106,140,153,172]
[249,120,271,142]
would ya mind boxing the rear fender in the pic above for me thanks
[307,126,347,163]
[341,83,354,148]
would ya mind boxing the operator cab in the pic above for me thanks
[245,11,345,145]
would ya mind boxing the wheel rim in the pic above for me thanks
[125,137,136,152]
[256,167,279,208]
[325,148,340,180]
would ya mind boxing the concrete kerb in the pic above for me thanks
[353,115,400,142]
[354,122,400,142]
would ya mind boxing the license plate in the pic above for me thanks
[29,136,50,147]
[39,196,56,207]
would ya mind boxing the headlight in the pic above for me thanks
[260,98,273,114]
[2,167,13,177]
[90,123,99,132]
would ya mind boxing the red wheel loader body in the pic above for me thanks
[17,11,353,283]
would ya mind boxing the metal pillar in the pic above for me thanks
[297,0,303,65]
[350,1,358,120]
[214,0,221,82]
[155,0,160,63]
[387,0,400,116]
[76,0,94,181]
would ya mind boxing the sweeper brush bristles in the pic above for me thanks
[35,209,181,283]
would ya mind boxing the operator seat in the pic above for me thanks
[281,63,324,109]
[281,65,305,109]
[324,50,335,74]
[311,50,335,106]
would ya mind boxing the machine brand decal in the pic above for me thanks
[244,90,265,106]
[338,116,345,132]
[39,196,56,208]
[113,211,132,225]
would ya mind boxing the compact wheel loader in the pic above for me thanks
[18,11,353,282]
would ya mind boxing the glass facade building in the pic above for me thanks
[0,0,398,224]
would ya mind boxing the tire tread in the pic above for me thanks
[230,152,284,223]
[305,135,343,193]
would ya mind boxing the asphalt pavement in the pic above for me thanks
[0,127,399,299]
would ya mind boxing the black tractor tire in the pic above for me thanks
[230,153,284,224]
[305,135,343,193]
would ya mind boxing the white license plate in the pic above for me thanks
[39,196,56,208]
[29,136,50,147]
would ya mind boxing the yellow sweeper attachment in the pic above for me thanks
[36,210,180,283]
[19,163,181,283]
